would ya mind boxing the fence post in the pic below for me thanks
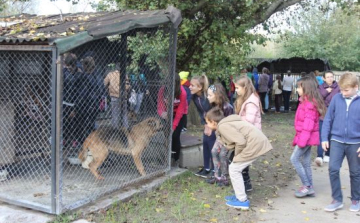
[51,49,62,214]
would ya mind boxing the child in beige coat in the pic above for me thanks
[205,107,273,210]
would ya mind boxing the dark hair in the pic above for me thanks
[205,107,224,123]
[297,76,327,117]
[64,53,77,67]
[300,72,306,78]
[208,83,229,109]
[323,70,334,78]
[174,73,181,98]
[165,73,181,99]
[81,56,95,74]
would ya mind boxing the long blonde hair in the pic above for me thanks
[191,74,209,96]
[234,75,262,114]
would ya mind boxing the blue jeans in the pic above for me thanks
[290,145,313,186]
[203,131,216,170]
[317,120,330,158]
[329,141,360,202]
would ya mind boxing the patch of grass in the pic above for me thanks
[52,212,79,223]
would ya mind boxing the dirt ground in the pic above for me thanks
[85,111,301,223]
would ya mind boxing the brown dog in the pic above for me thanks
[78,117,162,180]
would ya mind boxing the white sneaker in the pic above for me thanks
[315,157,323,167]
[323,156,330,163]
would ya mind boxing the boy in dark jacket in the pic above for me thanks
[321,72,360,212]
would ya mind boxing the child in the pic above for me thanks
[273,75,283,113]
[206,83,233,186]
[290,76,327,198]
[233,75,263,191]
[179,71,191,132]
[189,74,215,178]
[157,73,187,167]
[315,71,340,166]
[205,107,272,210]
[321,72,360,212]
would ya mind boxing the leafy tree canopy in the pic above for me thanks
[1,0,358,77]
[278,3,360,71]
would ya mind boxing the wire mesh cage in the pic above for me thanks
[0,7,181,214]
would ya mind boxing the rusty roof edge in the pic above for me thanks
[52,31,93,54]
[165,6,182,28]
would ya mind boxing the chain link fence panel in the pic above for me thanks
[0,24,177,214]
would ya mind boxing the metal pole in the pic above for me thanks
[51,48,62,214]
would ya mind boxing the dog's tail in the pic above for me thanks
[78,139,90,162]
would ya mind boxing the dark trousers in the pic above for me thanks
[203,131,216,170]
[183,114,187,129]
[329,141,360,202]
[317,120,330,158]
[259,92,267,111]
[282,90,292,111]
[274,94,282,112]
[172,116,185,161]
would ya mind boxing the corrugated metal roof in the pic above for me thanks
[0,6,181,53]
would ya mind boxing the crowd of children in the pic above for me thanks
[173,69,359,212]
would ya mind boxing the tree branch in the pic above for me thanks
[256,0,302,25]
[188,0,208,16]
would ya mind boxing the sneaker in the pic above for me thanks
[245,180,253,192]
[206,177,217,184]
[226,199,250,210]
[295,186,314,198]
[194,168,211,178]
[349,200,360,212]
[181,128,187,132]
[216,177,230,187]
[307,186,315,197]
[315,157,323,167]
[323,156,330,163]
[225,195,237,202]
[324,200,343,212]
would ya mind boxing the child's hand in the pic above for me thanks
[322,141,329,151]
[204,124,212,136]
[357,147,360,157]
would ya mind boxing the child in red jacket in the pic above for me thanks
[157,73,188,167]
[290,76,326,198]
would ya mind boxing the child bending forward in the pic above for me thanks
[205,107,273,210]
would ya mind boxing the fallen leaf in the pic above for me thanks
[268,200,274,205]
[304,217,310,221]
[263,160,269,165]
[259,209,267,213]
[209,218,217,222]
[215,195,221,198]
[191,197,196,201]
[302,211,307,214]
[155,208,163,213]
[204,204,211,208]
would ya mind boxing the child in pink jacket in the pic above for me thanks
[233,75,263,192]
[290,76,327,198]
